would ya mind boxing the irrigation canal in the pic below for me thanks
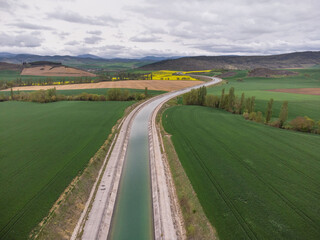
[108,100,161,239]
[108,78,220,239]
[75,77,221,240]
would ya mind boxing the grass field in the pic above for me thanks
[163,105,320,240]
[207,69,320,120]
[0,70,94,84]
[0,101,133,239]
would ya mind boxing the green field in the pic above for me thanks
[163,105,320,240]
[0,70,95,84]
[208,69,320,120]
[0,101,133,239]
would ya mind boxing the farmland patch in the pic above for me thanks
[0,101,132,239]
[163,105,320,240]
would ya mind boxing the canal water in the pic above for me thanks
[108,79,216,240]
[108,99,163,240]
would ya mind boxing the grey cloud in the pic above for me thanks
[47,10,120,26]
[9,22,54,30]
[0,32,43,47]
[84,36,103,44]
[0,0,29,12]
[102,45,126,50]
[125,0,320,55]
[0,0,10,10]
[65,40,79,45]
[130,34,162,42]
[191,40,320,55]
[87,30,102,35]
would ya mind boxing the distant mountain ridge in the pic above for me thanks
[0,53,165,71]
[139,51,320,71]
[76,54,104,59]
[0,53,178,64]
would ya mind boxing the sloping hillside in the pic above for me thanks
[0,62,21,71]
[139,51,320,71]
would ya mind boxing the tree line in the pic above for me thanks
[0,87,149,103]
[182,86,320,134]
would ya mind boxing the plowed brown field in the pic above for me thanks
[21,65,96,77]
[5,80,204,92]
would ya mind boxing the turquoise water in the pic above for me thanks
[108,81,216,240]
[108,101,160,240]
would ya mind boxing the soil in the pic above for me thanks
[248,68,298,77]
[20,65,96,77]
[6,80,204,92]
[266,88,320,95]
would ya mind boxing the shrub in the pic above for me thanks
[107,88,122,101]
[249,112,257,121]
[205,95,219,108]
[243,112,249,120]
[269,120,281,128]
[106,88,139,101]
[289,116,315,133]
[256,111,264,123]
[183,89,199,105]
[99,95,106,101]
[134,93,146,101]
[0,94,9,102]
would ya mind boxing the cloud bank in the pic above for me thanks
[0,0,319,57]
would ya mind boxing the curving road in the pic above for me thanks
[71,77,222,240]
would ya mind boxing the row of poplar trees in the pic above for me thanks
[183,86,289,128]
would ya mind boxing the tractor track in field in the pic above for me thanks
[0,123,107,239]
[188,109,320,233]
[168,111,258,240]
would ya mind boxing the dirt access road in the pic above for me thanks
[71,77,222,240]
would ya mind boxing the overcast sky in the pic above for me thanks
[0,0,319,58]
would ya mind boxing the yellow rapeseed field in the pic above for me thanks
[182,70,212,74]
[146,70,198,81]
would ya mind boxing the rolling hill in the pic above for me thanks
[0,53,160,71]
[139,51,320,71]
